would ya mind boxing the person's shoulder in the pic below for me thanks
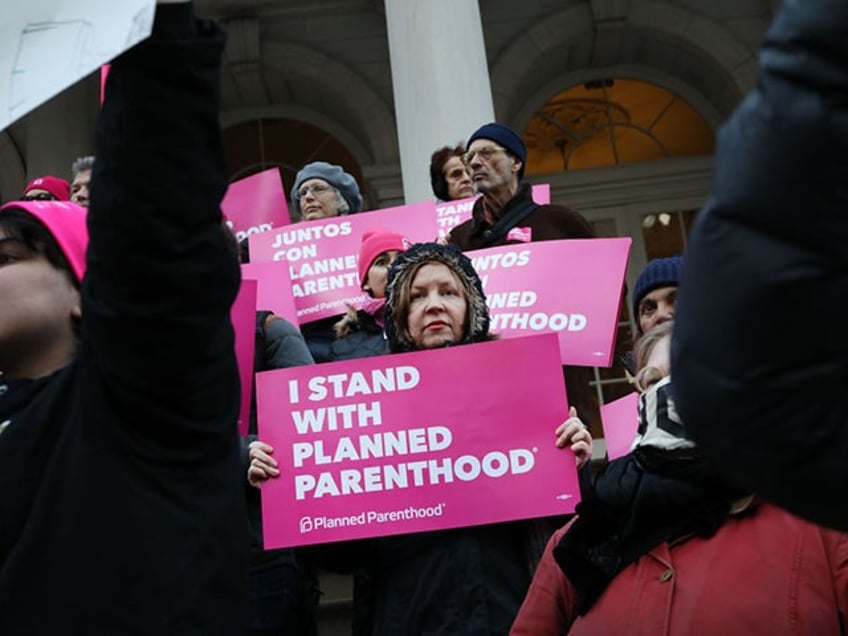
[529,203,595,239]
[263,314,301,338]
[447,218,476,249]
[538,202,585,219]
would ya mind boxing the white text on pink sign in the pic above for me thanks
[286,365,536,501]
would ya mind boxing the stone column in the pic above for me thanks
[384,0,495,204]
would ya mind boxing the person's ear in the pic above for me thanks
[70,292,82,322]
[69,289,82,335]
[511,158,523,176]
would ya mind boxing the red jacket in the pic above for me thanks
[511,503,848,636]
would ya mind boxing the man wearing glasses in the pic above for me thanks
[21,176,71,202]
[447,122,594,251]
[448,122,600,445]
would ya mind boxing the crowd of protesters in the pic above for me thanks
[1,0,846,634]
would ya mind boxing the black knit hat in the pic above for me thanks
[632,256,684,329]
[467,122,527,180]
[384,242,490,352]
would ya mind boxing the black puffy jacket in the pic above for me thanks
[673,0,848,530]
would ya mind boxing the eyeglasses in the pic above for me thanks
[22,192,58,201]
[297,183,334,199]
[462,145,507,165]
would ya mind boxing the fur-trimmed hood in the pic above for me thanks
[384,242,491,352]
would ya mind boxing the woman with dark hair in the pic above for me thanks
[511,321,848,636]
[429,144,475,202]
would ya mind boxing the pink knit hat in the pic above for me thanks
[0,201,88,282]
[23,176,71,201]
[358,228,411,288]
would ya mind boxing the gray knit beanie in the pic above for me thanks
[290,161,363,218]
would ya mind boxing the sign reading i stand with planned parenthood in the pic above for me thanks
[255,334,580,548]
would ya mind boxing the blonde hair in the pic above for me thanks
[633,320,673,373]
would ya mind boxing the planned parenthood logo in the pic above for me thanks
[299,503,446,534]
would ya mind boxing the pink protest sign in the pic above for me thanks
[248,202,439,324]
[222,168,290,242]
[435,184,551,238]
[232,279,258,436]
[532,183,551,205]
[242,261,298,327]
[470,238,631,366]
[100,65,110,105]
[256,334,579,548]
[601,392,639,460]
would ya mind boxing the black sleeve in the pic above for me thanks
[82,3,240,458]
[672,0,848,529]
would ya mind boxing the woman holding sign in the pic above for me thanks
[249,242,591,634]
[350,242,591,635]
[511,322,848,636]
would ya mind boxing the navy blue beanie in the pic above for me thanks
[632,256,684,326]
[467,123,527,180]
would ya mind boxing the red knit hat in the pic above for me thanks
[0,201,88,282]
[358,228,411,288]
[23,176,71,201]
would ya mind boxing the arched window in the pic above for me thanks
[523,78,714,174]
[223,118,363,192]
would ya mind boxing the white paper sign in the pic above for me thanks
[0,0,156,132]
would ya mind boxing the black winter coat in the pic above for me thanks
[371,523,531,635]
[329,310,388,361]
[0,7,248,633]
[673,0,848,530]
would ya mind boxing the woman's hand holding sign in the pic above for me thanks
[555,406,592,469]
[248,440,279,488]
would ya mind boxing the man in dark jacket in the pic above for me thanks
[672,0,848,530]
[447,122,595,250]
[448,122,599,431]
[0,2,248,633]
